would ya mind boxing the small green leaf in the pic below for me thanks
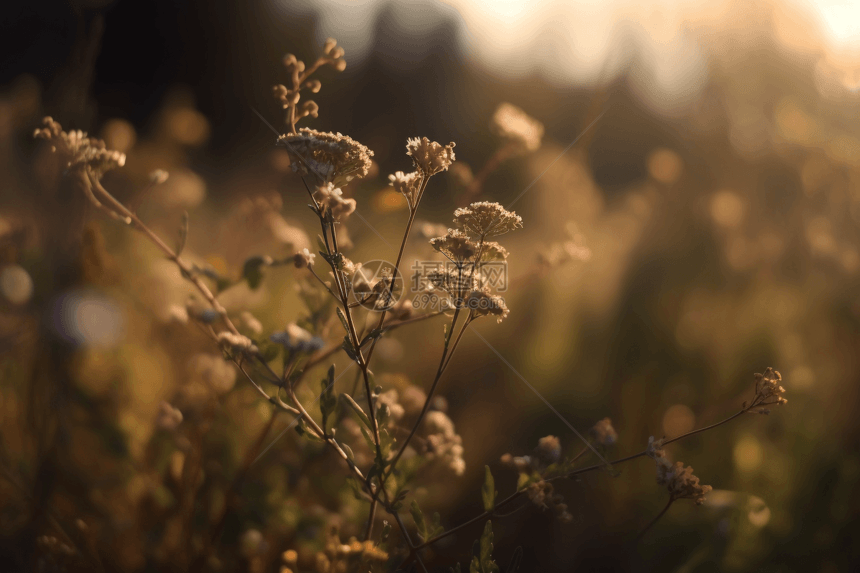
[410,500,427,541]
[482,466,496,512]
[336,307,350,333]
[469,521,499,573]
[341,335,358,362]
[320,365,337,434]
[316,234,328,253]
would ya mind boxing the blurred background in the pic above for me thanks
[1,0,859,571]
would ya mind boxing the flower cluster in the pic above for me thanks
[388,170,422,211]
[646,436,712,505]
[590,418,618,447]
[424,201,520,322]
[490,102,544,153]
[311,182,357,220]
[526,480,573,523]
[273,38,347,135]
[746,367,787,414]
[33,117,126,176]
[406,137,456,176]
[216,331,258,355]
[453,201,523,238]
[270,323,325,354]
[423,410,466,475]
[308,527,388,573]
[278,129,374,187]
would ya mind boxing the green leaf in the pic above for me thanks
[343,393,372,429]
[482,466,496,512]
[410,500,428,541]
[320,365,337,434]
[469,521,499,573]
[316,234,328,253]
[428,512,444,540]
[335,307,350,334]
[341,335,358,362]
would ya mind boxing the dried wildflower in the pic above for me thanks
[500,453,533,473]
[217,332,258,354]
[590,418,618,447]
[270,323,325,353]
[293,247,316,268]
[746,367,787,413]
[424,410,466,475]
[657,461,713,505]
[156,401,183,431]
[453,201,523,238]
[535,435,562,465]
[312,183,357,220]
[278,128,374,186]
[465,289,510,323]
[406,137,456,176]
[430,229,477,262]
[526,480,572,522]
[646,436,666,459]
[388,170,422,210]
[34,117,126,176]
[478,241,509,261]
[490,102,544,152]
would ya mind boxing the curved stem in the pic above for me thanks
[635,497,675,543]
[384,308,467,478]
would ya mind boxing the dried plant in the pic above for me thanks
[27,37,791,573]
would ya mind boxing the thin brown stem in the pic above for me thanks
[635,497,675,543]
[384,308,467,478]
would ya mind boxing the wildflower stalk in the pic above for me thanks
[400,389,782,565]
[364,172,430,365]
[83,172,240,336]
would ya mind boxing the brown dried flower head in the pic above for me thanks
[34,117,126,176]
[312,183,357,220]
[465,289,510,323]
[590,418,618,447]
[747,367,787,413]
[490,102,544,152]
[657,461,713,505]
[406,137,456,176]
[388,170,422,210]
[453,201,523,238]
[430,229,477,262]
[278,128,374,186]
